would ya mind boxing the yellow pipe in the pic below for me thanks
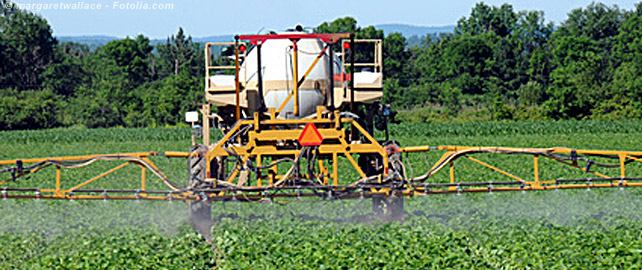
[344,154,366,179]
[257,154,262,187]
[293,41,299,116]
[448,162,456,191]
[318,159,328,185]
[401,146,432,153]
[55,166,61,196]
[226,155,250,184]
[449,162,455,184]
[428,145,640,157]
[466,156,525,182]
[68,162,129,191]
[164,151,191,158]
[628,156,642,163]
[533,155,540,187]
[276,92,293,114]
[141,165,146,191]
[7,181,642,202]
[539,155,610,179]
[332,152,338,186]
[0,152,157,165]
[619,154,626,178]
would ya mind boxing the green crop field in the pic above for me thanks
[0,120,641,269]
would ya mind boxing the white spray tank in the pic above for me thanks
[239,32,343,118]
[204,31,382,121]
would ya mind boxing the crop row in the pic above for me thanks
[0,121,640,269]
[3,119,642,144]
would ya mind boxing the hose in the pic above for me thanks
[2,155,182,191]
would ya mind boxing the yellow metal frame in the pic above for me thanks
[400,145,642,195]
[0,105,396,202]
[0,152,195,201]
[2,141,642,202]
[205,106,388,191]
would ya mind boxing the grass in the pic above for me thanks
[0,120,641,269]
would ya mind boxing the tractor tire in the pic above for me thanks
[371,194,405,221]
[188,145,213,243]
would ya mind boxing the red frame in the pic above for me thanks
[237,33,350,45]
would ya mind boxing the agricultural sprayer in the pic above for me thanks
[2,30,642,242]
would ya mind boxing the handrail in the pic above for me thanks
[341,39,383,73]
[204,41,247,90]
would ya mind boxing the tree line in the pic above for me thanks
[1,1,642,130]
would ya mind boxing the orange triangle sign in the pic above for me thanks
[298,123,323,146]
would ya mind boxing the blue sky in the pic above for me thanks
[12,0,640,38]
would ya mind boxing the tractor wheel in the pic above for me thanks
[370,141,405,220]
[188,145,213,243]
[386,192,405,220]
[209,156,226,181]
[188,145,207,188]
[371,193,404,221]
[358,153,384,177]
[372,196,385,216]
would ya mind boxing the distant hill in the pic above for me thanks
[375,24,454,37]
[190,35,234,44]
[57,35,119,49]
[152,35,235,45]
[57,35,235,48]
[56,24,454,49]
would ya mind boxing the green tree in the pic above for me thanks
[456,3,517,37]
[545,3,624,119]
[65,40,139,128]
[97,35,154,88]
[545,36,604,119]
[127,72,203,127]
[383,33,408,81]
[42,42,90,97]
[315,17,358,34]
[157,27,200,77]
[315,17,383,64]
[382,33,411,103]
[439,34,495,95]
[601,3,642,118]
[0,88,60,129]
[556,2,624,40]
[0,6,57,89]
[513,10,553,91]
[65,63,130,128]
